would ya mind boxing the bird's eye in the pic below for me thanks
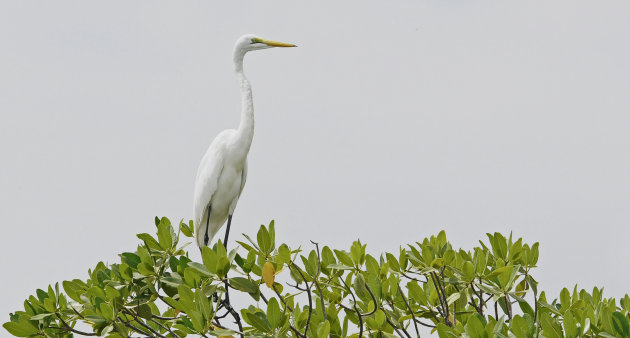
[250,38,263,44]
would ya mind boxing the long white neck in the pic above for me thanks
[233,50,254,159]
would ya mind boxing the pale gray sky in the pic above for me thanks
[1,1,629,321]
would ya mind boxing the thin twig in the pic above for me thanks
[384,309,411,338]
[362,283,378,316]
[157,293,178,311]
[477,277,486,313]
[429,273,447,320]
[397,284,420,337]
[341,278,364,338]
[272,284,305,338]
[494,300,498,320]
[435,271,450,325]
[119,317,151,336]
[290,262,313,337]
[70,306,86,320]
[122,308,166,338]
[148,316,178,337]
[54,313,97,336]
[152,314,178,321]
[222,278,244,338]
[468,283,483,315]
[259,289,269,304]
[414,318,437,328]
[287,281,308,291]
[273,284,293,312]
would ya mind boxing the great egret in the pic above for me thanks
[193,34,296,249]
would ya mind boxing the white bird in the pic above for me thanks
[193,34,296,249]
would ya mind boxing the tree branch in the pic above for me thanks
[383,308,411,338]
[272,283,305,338]
[290,262,313,337]
[397,284,420,337]
[341,278,364,338]
[122,308,166,338]
[54,313,97,336]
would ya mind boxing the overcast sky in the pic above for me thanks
[1,1,629,322]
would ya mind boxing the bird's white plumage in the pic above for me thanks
[193,34,295,248]
[193,129,247,247]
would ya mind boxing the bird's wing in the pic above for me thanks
[239,159,248,196]
[193,129,236,233]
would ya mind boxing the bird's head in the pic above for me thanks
[234,34,297,54]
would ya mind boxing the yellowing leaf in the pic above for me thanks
[262,262,275,288]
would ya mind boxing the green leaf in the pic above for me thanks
[3,320,39,337]
[242,310,271,333]
[267,297,282,329]
[462,261,475,280]
[386,253,400,272]
[540,314,563,338]
[137,304,152,320]
[208,328,237,336]
[195,289,212,322]
[475,282,502,296]
[526,275,538,295]
[365,254,380,275]
[137,262,154,276]
[484,265,512,279]
[278,244,291,266]
[157,220,174,250]
[178,285,194,302]
[510,315,533,338]
[529,242,539,265]
[515,296,534,318]
[559,287,571,311]
[446,292,460,306]
[257,225,272,254]
[334,250,354,267]
[120,252,141,269]
[180,221,193,237]
[268,220,276,251]
[161,275,184,288]
[350,240,365,266]
[407,281,427,305]
[317,320,331,338]
[136,233,162,251]
[187,262,212,277]
[563,311,578,338]
[374,309,385,328]
[465,313,488,338]
[216,256,231,278]
[100,302,114,321]
[490,233,508,260]
[327,263,354,271]
[437,323,459,337]
[229,277,258,294]
[240,234,261,252]
[201,246,218,274]
[29,313,53,321]
[104,285,121,300]
[612,311,630,337]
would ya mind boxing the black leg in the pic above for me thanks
[204,205,212,246]
[224,214,233,248]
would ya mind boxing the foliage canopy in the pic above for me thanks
[4,217,630,337]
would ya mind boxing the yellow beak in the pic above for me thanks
[261,39,297,48]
